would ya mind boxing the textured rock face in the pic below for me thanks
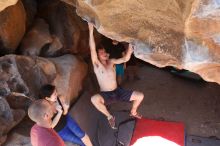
[74,0,190,66]
[3,133,31,146]
[20,18,53,56]
[0,0,18,12]
[19,17,67,57]
[0,0,26,54]
[184,0,220,83]
[50,55,88,103]
[21,0,37,28]
[0,55,55,97]
[0,54,87,103]
[37,0,90,55]
[62,0,220,84]
[0,97,25,145]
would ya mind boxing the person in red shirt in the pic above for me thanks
[40,84,93,146]
[28,99,65,146]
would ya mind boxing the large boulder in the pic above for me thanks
[0,55,55,98]
[37,0,90,55]
[0,0,26,55]
[3,133,31,146]
[0,97,25,145]
[19,18,53,56]
[61,0,220,84]
[184,0,220,83]
[19,17,67,57]
[0,54,87,103]
[50,55,88,103]
[21,0,37,28]
[0,0,18,12]
[73,0,190,67]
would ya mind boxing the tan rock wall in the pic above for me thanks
[0,0,18,12]
[37,0,90,55]
[64,0,220,84]
[0,0,26,54]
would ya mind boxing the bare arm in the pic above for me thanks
[110,44,133,64]
[46,95,69,115]
[59,96,69,115]
[88,23,100,66]
[81,134,93,146]
[122,51,127,69]
[51,103,63,128]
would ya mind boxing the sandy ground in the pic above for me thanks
[119,63,220,138]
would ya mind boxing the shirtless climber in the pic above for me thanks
[88,23,144,129]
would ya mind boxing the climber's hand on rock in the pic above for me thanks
[128,44,134,53]
[88,22,94,31]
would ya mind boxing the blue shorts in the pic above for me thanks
[116,64,124,76]
[100,87,133,105]
[58,114,86,146]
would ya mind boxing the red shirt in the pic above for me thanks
[31,124,65,146]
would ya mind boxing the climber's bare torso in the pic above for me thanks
[93,60,117,91]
